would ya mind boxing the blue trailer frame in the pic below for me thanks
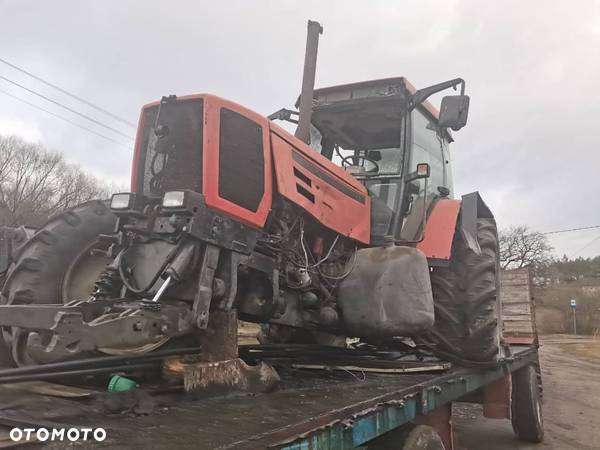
[278,346,537,449]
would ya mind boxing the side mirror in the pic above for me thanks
[439,95,470,131]
[405,163,430,184]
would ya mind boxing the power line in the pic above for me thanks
[0,75,134,141]
[0,57,136,128]
[0,88,131,149]
[572,234,600,257]
[542,225,600,235]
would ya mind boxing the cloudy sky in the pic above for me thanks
[0,0,599,257]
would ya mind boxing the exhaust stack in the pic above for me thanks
[295,20,323,144]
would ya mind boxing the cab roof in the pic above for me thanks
[298,77,445,150]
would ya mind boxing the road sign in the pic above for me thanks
[570,299,577,335]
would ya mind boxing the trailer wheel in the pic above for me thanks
[0,200,117,365]
[367,424,445,450]
[511,364,544,443]
[426,218,500,362]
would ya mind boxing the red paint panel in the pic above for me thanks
[417,199,461,260]
[270,127,371,244]
[132,94,273,228]
[202,95,272,228]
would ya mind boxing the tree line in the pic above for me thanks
[499,225,600,280]
[0,135,117,227]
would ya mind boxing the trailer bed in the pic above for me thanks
[0,345,537,449]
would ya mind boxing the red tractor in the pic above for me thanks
[0,21,501,368]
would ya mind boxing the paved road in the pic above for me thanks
[454,336,600,449]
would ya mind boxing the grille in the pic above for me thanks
[218,108,264,212]
[137,98,204,196]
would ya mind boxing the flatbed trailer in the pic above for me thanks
[0,269,542,449]
[0,344,541,449]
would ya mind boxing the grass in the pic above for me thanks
[557,340,600,361]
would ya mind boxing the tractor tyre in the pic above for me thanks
[427,218,500,362]
[0,200,117,365]
[511,364,544,443]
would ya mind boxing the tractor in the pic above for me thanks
[0,21,501,368]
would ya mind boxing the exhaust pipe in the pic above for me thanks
[295,20,323,144]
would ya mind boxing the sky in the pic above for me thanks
[0,0,599,258]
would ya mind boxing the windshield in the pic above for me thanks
[332,146,404,175]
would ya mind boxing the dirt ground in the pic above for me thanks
[454,335,600,450]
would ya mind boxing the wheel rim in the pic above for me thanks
[61,240,111,303]
[63,240,170,355]
[12,240,170,363]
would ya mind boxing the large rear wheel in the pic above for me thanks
[426,218,501,362]
[1,201,116,365]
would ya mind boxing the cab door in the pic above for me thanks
[398,107,451,241]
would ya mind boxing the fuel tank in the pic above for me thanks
[337,246,434,339]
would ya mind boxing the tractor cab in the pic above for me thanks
[302,77,468,243]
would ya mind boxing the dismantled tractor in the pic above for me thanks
[0,21,501,368]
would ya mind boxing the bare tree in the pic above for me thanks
[499,225,554,271]
[0,135,116,227]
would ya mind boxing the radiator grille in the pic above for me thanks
[218,108,264,212]
[137,99,204,196]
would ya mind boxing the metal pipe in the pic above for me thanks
[0,346,201,378]
[0,363,158,384]
[294,20,323,144]
[152,275,172,302]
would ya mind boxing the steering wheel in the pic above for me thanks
[340,154,380,173]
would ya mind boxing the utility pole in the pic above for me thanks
[570,299,577,335]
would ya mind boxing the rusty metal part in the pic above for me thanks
[482,374,511,419]
[0,300,194,363]
[192,244,220,329]
[294,20,323,144]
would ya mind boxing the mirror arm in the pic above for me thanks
[268,108,299,124]
[409,78,465,110]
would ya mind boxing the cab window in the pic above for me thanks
[410,109,445,197]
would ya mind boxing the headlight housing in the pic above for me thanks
[162,191,186,209]
[110,193,136,210]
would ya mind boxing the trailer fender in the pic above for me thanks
[417,192,496,265]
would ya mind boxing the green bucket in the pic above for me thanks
[108,374,138,392]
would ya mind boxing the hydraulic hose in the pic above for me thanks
[118,239,185,295]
